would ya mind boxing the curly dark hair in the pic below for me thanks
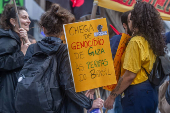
[131,2,166,56]
[0,4,26,30]
[39,4,75,37]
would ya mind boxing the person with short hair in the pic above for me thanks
[110,11,131,60]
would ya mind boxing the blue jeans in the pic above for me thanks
[102,107,114,113]
[121,80,158,113]
[114,95,122,113]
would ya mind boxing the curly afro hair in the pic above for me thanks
[131,1,166,56]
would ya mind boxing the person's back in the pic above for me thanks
[16,36,84,113]
[22,4,103,113]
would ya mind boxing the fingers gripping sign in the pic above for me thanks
[19,28,30,44]
[92,98,104,109]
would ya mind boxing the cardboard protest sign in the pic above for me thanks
[103,33,131,91]
[63,18,117,92]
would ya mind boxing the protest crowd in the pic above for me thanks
[0,0,170,113]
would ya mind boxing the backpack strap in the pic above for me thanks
[52,43,66,112]
[142,66,150,77]
[142,56,159,77]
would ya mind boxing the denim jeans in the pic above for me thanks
[121,80,158,113]
[114,95,122,113]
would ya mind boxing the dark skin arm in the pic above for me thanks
[104,70,137,109]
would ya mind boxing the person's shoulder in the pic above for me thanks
[26,43,36,55]
[0,35,18,48]
[0,35,18,54]
[0,29,19,43]
[165,32,170,43]
[165,31,170,37]
[110,34,121,40]
[127,36,147,49]
[130,36,147,44]
[130,35,144,41]
[29,43,36,51]
[60,43,68,52]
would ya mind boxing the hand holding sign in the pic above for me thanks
[92,98,104,110]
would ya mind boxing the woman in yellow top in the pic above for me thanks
[104,2,166,113]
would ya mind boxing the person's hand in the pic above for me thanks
[91,98,104,110]
[85,89,95,99]
[19,28,30,44]
[104,95,115,110]
[21,42,30,55]
[88,98,104,112]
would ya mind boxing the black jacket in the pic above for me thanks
[0,29,24,113]
[24,37,92,113]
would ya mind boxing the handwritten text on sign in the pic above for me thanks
[64,18,117,92]
[103,33,131,91]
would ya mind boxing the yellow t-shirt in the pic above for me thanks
[121,36,156,85]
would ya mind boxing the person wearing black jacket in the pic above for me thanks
[0,4,31,113]
[24,3,104,113]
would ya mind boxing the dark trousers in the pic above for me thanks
[121,80,158,113]
[114,95,122,113]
